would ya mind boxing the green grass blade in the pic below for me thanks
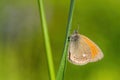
[56,0,75,80]
[37,0,55,80]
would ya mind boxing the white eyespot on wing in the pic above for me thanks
[82,54,86,57]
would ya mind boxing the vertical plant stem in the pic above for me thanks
[38,0,55,80]
[56,0,75,80]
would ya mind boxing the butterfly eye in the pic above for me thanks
[68,36,70,42]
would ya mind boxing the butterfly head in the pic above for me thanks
[70,30,80,42]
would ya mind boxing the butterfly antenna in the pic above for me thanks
[77,24,80,31]
[74,24,80,34]
[74,30,78,34]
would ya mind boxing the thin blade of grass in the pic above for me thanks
[37,0,55,80]
[56,0,75,80]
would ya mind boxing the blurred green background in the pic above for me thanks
[0,0,120,80]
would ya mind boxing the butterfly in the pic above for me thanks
[68,30,104,65]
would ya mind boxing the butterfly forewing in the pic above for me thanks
[81,35,103,62]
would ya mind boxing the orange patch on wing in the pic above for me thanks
[82,36,99,58]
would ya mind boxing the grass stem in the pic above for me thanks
[56,0,75,80]
[38,0,55,80]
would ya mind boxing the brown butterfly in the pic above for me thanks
[68,31,104,65]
